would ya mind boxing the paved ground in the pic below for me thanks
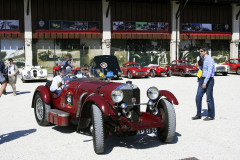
[0,74,240,160]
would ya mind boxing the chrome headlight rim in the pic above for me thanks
[186,68,189,72]
[132,70,136,73]
[27,71,31,75]
[147,86,159,100]
[111,89,123,103]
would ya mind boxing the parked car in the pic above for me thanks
[166,60,198,77]
[147,64,171,77]
[90,55,121,79]
[214,64,229,76]
[121,62,151,78]
[223,58,240,75]
[21,65,47,83]
[32,68,178,154]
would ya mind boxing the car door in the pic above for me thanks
[121,64,127,76]
[228,60,235,72]
[171,61,177,74]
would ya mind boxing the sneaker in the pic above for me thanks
[203,117,214,121]
[192,115,202,120]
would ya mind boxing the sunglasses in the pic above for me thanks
[200,50,204,52]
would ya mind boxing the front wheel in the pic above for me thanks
[179,70,184,77]
[167,70,172,77]
[33,92,50,126]
[92,104,105,154]
[157,98,176,143]
[128,71,133,79]
[237,68,240,75]
[151,70,156,77]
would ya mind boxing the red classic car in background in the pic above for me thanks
[166,60,198,77]
[223,58,240,75]
[121,62,151,78]
[32,68,178,154]
[147,64,171,77]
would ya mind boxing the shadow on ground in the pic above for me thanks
[5,91,31,95]
[0,129,37,144]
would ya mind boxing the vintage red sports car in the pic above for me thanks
[32,68,178,154]
[147,64,172,77]
[166,60,198,76]
[223,58,240,75]
[121,62,151,78]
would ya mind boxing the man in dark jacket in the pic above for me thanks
[0,59,7,95]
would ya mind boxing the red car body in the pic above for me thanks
[166,60,198,76]
[147,64,171,77]
[31,69,178,154]
[223,58,240,75]
[121,62,151,78]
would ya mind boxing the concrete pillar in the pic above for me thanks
[170,1,180,63]
[230,4,240,59]
[24,0,33,66]
[102,0,111,55]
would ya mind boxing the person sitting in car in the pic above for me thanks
[81,64,92,78]
[50,67,64,94]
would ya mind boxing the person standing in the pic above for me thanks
[6,58,19,96]
[62,55,74,69]
[0,70,7,98]
[192,48,215,121]
[0,59,7,95]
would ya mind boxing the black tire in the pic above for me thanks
[167,70,172,77]
[128,71,133,79]
[222,72,228,76]
[54,70,59,77]
[237,68,240,75]
[33,92,50,126]
[157,98,176,143]
[151,70,156,77]
[92,104,105,154]
[179,70,184,77]
[21,78,26,83]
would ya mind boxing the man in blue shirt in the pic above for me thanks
[192,47,215,121]
[61,55,74,69]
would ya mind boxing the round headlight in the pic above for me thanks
[111,89,123,103]
[147,87,159,100]
[132,70,136,73]
[186,68,189,71]
[165,67,167,70]
[40,71,43,75]
[147,70,150,73]
[27,71,31,75]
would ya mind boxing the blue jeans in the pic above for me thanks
[195,77,215,118]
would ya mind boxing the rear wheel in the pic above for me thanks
[92,104,105,154]
[237,68,240,75]
[128,71,133,79]
[151,70,156,77]
[33,92,50,126]
[157,98,176,143]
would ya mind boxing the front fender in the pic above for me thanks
[158,90,179,105]
[31,85,51,108]
[82,94,115,116]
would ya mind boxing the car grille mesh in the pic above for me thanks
[121,88,140,122]
[137,71,145,75]
[216,66,225,71]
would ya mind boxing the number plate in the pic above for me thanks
[136,128,157,135]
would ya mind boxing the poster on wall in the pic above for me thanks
[74,21,88,30]
[158,22,169,31]
[147,22,158,31]
[222,24,230,32]
[182,23,192,31]
[37,20,49,30]
[0,20,19,30]
[49,20,62,30]
[201,24,212,31]
[212,24,222,32]
[191,23,201,31]
[113,21,124,30]
[125,22,136,30]
[88,21,100,30]
[62,21,75,30]
[136,22,147,30]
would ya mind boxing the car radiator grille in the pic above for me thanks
[160,71,166,74]
[121,88,140,122]
[216,66,225,71]
[190,70,198,73]
[137,71,146,75]
[33,70,37,77]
